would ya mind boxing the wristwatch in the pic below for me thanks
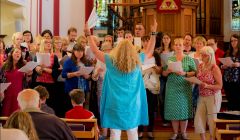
[150,32,158,35]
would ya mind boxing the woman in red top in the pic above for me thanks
[34,38,60,115]
[194,46,222,140]
[1,48,28,116]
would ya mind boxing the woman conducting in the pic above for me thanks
[84,19,157,140]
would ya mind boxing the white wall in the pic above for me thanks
[59,0,85,37]
[42,0,54,33]
[0,0,30,45]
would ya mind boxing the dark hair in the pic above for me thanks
[225,34,240,57]
[23,30,33,43]
[2,48,25,71]
[184,33,193,40]
[67,27,77,35]
[41,29,53,39]
[71,44,88,65]
[124,30,133,37]
[135,22,145,30]
[117,27,125,31]
[208,37,218,43]
[141,35,150,42]
[160,32,173,53]
[153,51,161,66]
[0,39,5,50]
[34,85,49,99]
[69,89,85,104]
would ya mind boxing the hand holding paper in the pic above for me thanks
[18,61,39,73]
[36,53,51,67]
[78,66,94,75]
[142,64,156,71]
[218,57,234,67]
[168,61,183,73]
[185,76,202,85]
[0,82,11,93]
[87,8,98,29]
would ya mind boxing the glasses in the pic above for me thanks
[54,42,62,44]
[45,41,51,44]
[200,53,210,57]
[135,28,143,30]
[207,43,214,46]
[231,39,238,42]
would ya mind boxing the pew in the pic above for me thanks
[214,119,240,140]
[61,118,99,140]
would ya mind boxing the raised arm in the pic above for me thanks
[84,24,105,63]
[144,18,157,58]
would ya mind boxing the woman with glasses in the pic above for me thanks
[221,34,240,111]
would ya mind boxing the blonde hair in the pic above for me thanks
[173,38,184,51]
[76,35,87,46]
[200,46,216,65]
[53,36,62,52]
[110,39,141,73]
[12,32,23,45]
[193,36,207,47]
[39,38,53,53]
[5,111,39,140]
[174,38,184,45]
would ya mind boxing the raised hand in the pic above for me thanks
[84,23,91,37]
[151,18,158,32]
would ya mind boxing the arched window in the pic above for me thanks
[232,0,240,30]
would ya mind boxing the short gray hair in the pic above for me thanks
[17,89,40,110]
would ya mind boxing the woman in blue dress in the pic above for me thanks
[84,19,157,140]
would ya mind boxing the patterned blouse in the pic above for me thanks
[223,56,240,83]
[36,54,55,83]
[197,63,217,96]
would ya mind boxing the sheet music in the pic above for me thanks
[87,8,99,28]
[78,66,94,75]
[185,76,202,85]
[18,61,39,73]
[134,37,142,48]
[142,64,156,71]
[36,53,51,67]
[0,83,11,93]
[168,61,183,72]
[218,57,234,66]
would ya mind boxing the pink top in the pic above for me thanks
[36,54,54,83]
[2,69,24,116]
[197,63,217,96]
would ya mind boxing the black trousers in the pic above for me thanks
[223,81,240,111]
[139,89,157,132]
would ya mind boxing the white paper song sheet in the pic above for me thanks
[18,61,39,73]
[218,57,234,66]
[36,53,50,67]
[87,8,99,28]
[0,83,11,93]
[142,64,156,71]
[78,66,94,75]
[134,37,142,48]
[168,61,183,72]
[185,77,202,85]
